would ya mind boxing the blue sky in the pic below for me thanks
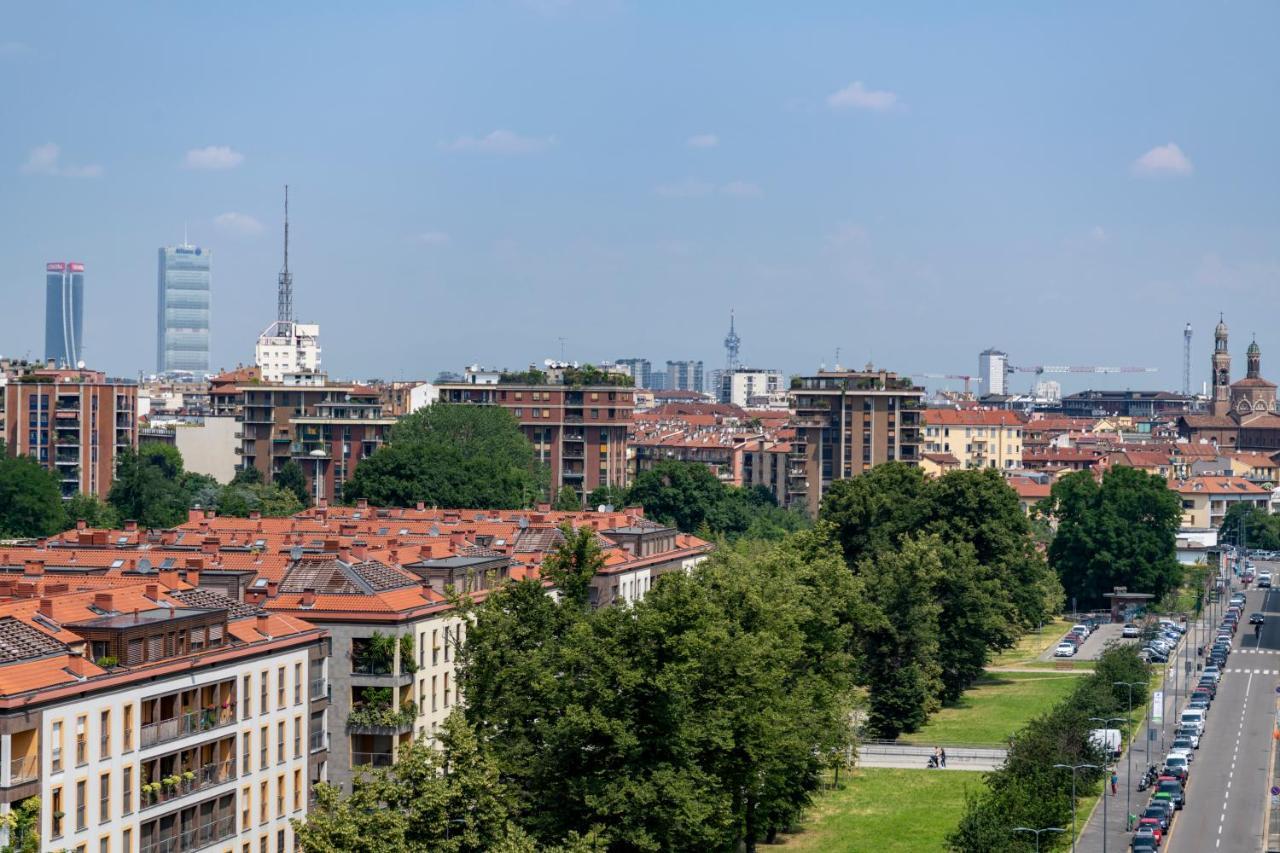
[1,2,1278,395]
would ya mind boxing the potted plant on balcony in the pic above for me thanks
[183,770,196,787]
[163,775,180,790]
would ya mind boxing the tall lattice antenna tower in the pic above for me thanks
[723,310,741,373]
[1182,322,1192,395]
[277,185,293,331]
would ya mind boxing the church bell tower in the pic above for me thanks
[1211,314,1231,416]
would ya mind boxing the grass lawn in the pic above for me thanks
[901,671,1083,745]
[778,768,980,852]
[988,619,1073,668]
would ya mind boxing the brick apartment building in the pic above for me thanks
[787,368,924,513]
[0,367,138,498]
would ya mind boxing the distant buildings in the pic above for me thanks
[1179,316,1280,451]
[716,368,783,408]
[787,368,924,513]
[922,409,1025,470]
[665,360,704,394]
[255,323,322,384]
[978,348,1007,396]
[614,358,653,389]
[44,262,85,368]
[156,244,212,374]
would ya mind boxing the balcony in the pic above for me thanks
[309,731,327,753]
[347,688,416,736]
[140,813,236,853]
[351,751,393,768]
[310,677,329,701]
[141,758,236,811]
[560,448,584,459]
[6,754,37,787]
[141,708,235,749]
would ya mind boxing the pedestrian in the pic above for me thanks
[940,747,947,769]
[1111,770,1118,796]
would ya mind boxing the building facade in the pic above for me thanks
[614,359,653,389]
[922,409,1025,470]
[156,246,212,374]
[978,349,1007,397]
[45,262,86,368]
[717,368,783,407]
[664,361,704,394]
[787,368,924,513]
[255,324,322,384]
[0,367,138,498]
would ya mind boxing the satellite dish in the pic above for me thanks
[518,516,529,529]
[138,558,152,573]
[428,525,440,537]
[76,360,85,369]
[290,546,303,561]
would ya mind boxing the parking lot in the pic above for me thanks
[1037,619,1135,662]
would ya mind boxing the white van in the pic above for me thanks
[1180,709,1206,736]
[1164,752,1189,774]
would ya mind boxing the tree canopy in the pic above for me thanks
[1219,501,1280,551]
[0,445,66,538]
[1040,466,1182,608]
[626,460,808,541]
[107,443,216,528]
[344,404,546,509]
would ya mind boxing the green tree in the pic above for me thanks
[344,404,545,509]
[62,492,120,530]
[231,465,263,485]
[628,461,807,541]
[275,459,310,506]
[214,483,303,518]
[0,795,39,853]
[108,444,190,528]
[0,448,66,537]
[541,523,603,609]
[552,486,581,512]
[818,462,931,566]
[1219,501,1280,551]
[586,484,630,510]
[1042,467,1183,608]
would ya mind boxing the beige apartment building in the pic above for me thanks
[922,409,1026,470]
[1172,476,1270,529]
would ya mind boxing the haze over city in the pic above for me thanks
[3,2,1279,391]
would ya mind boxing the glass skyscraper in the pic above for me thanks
[156,245,212,373]
[44,261,85,367]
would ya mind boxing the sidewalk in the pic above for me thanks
[855,742,1007,772]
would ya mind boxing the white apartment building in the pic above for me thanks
[255,323,322,384]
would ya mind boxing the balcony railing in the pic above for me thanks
[140,813,236,853]
[140,759,237,811]
[351,751,394,768]
[310,678,329,700]
[7,755,37,786]
[309,731,327,753]
[140,707,236,749]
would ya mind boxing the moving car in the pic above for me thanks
[1054,642,1077,658]
[1252,612,1266,625]
[1260,572,1273,588]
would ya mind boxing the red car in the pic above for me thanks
[1137,818,1164,843]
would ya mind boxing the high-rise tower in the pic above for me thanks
[1210,314,1232,416]
[277,185,293,334]
[1182,322,1192,396]
[44,261,85,367]
[156,243,212,374]
[255,186,321,382]
[723,310,741,374]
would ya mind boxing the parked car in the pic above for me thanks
[1122,623,1142,638]
[1054,642,1077,658]
[1175,724,1200,748]
[1157,777,1185,808]
[1141,804,1171,830]
[1131,829,1159,852]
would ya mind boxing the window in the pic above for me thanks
[260,726,268,769]
[443,627,451,662]
[122,765,132,814]
[261,671,268,713]
[277,721,286,764]
[242,785,251,828]
[278,666,286,708]
[432,630,438,665]
[52,720,64,772]
[277,774,285,815]
[76,778,87,830]
[243,675,252,718]
[243,730,252,775]
[419,633,425,669]
[542,408,550,418]
[294,716,302,759]
[432,676,438,712]
[294,663,302,705]
[122,828,131,853]
[278,829,285,853]
[100,837,110,853]
[52,786,64,837]
[122,704,133,752]
[293,769,302,811]
[260,837,268,853]
[260,780,269,822]
[100,771,110,821]
[100,709,111,759]
[76,715,88,765]
[444,672,451,708]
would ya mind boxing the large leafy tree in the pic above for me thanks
[628,461,808,541]
[1042,467,1182,608]
[1220,501,1280,551]
[108,444,192,528]
[0,446,66,537]
[274,460,310,506]
[62,493,120,530]
[214,482,303,518]
[818,462,931,566]
[344,404,545,509]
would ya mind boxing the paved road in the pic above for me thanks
[1037,621,1135,663]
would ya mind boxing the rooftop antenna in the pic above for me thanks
[1182,322,1192,396]
[723,309,741,373]
[277,185,293,332]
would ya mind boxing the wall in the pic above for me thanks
[174,417,241,483]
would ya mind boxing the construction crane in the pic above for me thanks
[1006,365,1157,376]
[911,373,983,395]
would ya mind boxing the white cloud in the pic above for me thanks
[20,143,102,177]
[441,130,555,154]
[721,180,762,198]
[411,231,451,246]
[213,212,265,236]
[827,81,898,111]
[184,145,244,170]
[1132,143,1193,177]
[686,133,719,149]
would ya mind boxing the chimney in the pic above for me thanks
[203,508,216,521]
[37,598,54,619]
[94,592,114,612]
[416,501,425,511]
[124,519,138,533]
[75,519,87,531]
[187,508,204,524]
[323,538,340,552]
[300,589,316,607]
[44,582,68,595]
[23,560,44,577]
[201,537,220,555]
[13,582,36,599]
[338,547,352,564]
[145,583,159,601]
[352,542,367,561]
[266,580,279,598]
[185,557,205,570]
[255,614,271,638]
[249,510,262,521]
[356,498,368,510]
[35,538,47,549]
[159,570,181,590]
[186,570,200,589]
[449,532,466,547]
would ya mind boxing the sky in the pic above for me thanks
[1,2,1278,396]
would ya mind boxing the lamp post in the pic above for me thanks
[1011,826,1065,853]
[1053,762,1099,853]
[1089,716,1125,853]
[1114,680,1145,830]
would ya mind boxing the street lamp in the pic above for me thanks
[1089,716,1125,853]
[1114,681,1146,831]
[1053,762,1099,853]
[1012,826,1065,853]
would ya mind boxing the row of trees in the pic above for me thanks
[817,464,1062,735]
[948,644,1150,851]
[301,525,862,852]
[0,441,309,537]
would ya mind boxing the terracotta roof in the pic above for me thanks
[924,409,1026,427]
[1171,476,1270,495]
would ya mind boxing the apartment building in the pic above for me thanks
[436,376,634,499]
[787,368,924,513]
[716,368,784,408]
[0,367,138,498]
[0,577,327,853]
[1172,476,1270,530]
[237,381,396,503]
[922,409,1026,470]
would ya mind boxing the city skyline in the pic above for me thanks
[2,3,1278,393]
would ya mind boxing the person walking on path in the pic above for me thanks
[1111,770,1118,796]
[940,748,947,768]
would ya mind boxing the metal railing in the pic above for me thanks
[6,755,36,785]
[140,708,236,749]
[310,677,328,699]
[351,751,393,768]
[140,813,236,853]
[140,759,236,811]
[309,731,327,753]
